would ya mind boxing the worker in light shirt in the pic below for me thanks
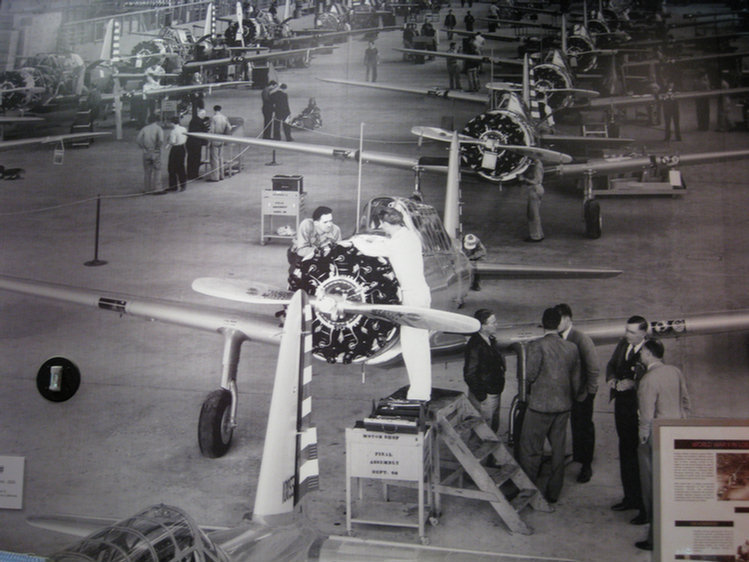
[352,207,432,401]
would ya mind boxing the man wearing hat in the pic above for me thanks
[463,233,486,291]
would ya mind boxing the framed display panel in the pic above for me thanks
[655,418,749,561]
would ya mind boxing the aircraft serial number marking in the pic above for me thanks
[282,475,295,503]
[651,319,687,336]
[98,297,127,313]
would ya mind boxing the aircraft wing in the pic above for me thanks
[188,132,428,170]
[475,263,621,279]
[188,132,749,181]
[0,116,44,124]
[317,77,488,104]
[627,31,749,49]
[293,25,399,41]
[393,48,522,67]
[540,134,635,149]
[137,81,251,99]
[182,47,332,71]
[27,513,231,538]
[551,149,749,177]
[444,28,520,42]
[0,274,283,346]
[493,310,749,348]
[576,86,749,111]
[622,50,749,70]
[0,132,110,151]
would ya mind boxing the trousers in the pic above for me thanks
[142,150,161,192]
[518,409,570,502]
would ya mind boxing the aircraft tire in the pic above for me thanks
[198,388,233,458]
[584,199,602,239]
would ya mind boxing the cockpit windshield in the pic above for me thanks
[49,505,228,562]
[359,196,453,253]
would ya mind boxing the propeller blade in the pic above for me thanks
[340,302,480,333]
[411,126,475,144]
[192,278,293,304]
[485,144,573,164]
[542,87,600,98]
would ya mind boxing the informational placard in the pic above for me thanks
[346,428,428,481]
[0,456,25,509]
[656,419,749,561]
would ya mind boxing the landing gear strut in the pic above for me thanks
[197,330,244,458]
[582,170,602,239]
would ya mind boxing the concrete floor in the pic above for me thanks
[1,4,749,560]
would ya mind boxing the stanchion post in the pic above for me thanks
[265,148,280,166]
[84,195,108,267]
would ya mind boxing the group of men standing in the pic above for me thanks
[261,80,294,142]
[135,104,234,193]
[463,305,690,551]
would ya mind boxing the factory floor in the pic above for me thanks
[1,4,749,560]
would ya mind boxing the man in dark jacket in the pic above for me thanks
[518,307,582,503]
[444,9,457,39]
[606,315,649,525]
[261,80,278,139]
[463,309,506,432]
[271,83,293,141]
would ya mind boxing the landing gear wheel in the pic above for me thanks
[584,199,602,239]
[428,515,440,526]
[198,389,233,458]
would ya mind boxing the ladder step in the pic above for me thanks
[469,440,502,462]
[486,463,520,485]
[453,415,483,434]
[510,489,538,512]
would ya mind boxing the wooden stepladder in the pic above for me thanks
[428,390,552,535]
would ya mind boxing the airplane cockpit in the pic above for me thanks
[48,504,229,562]
[359,196,454,255]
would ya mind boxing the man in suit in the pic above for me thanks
[261,80,278,139]
[556,303,600,483]
[463,309,506,432]
[271,83,293,141]
[518,307,582,503]
[606,315,649,525]
[635,339,690,551]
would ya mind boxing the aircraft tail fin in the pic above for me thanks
[253,290,319,520]
[100,19,121,62]
[236,1,245,47]
[205,2,216,40]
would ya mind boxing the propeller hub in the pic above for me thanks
[314,276,364,329]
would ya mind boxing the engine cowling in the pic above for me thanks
[566,34,597,73]
[532,62,574,111]
[293,244,400,363]
[460,109,535,182]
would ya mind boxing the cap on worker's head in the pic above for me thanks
[463,233,478,250]
[197,109,207,118]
